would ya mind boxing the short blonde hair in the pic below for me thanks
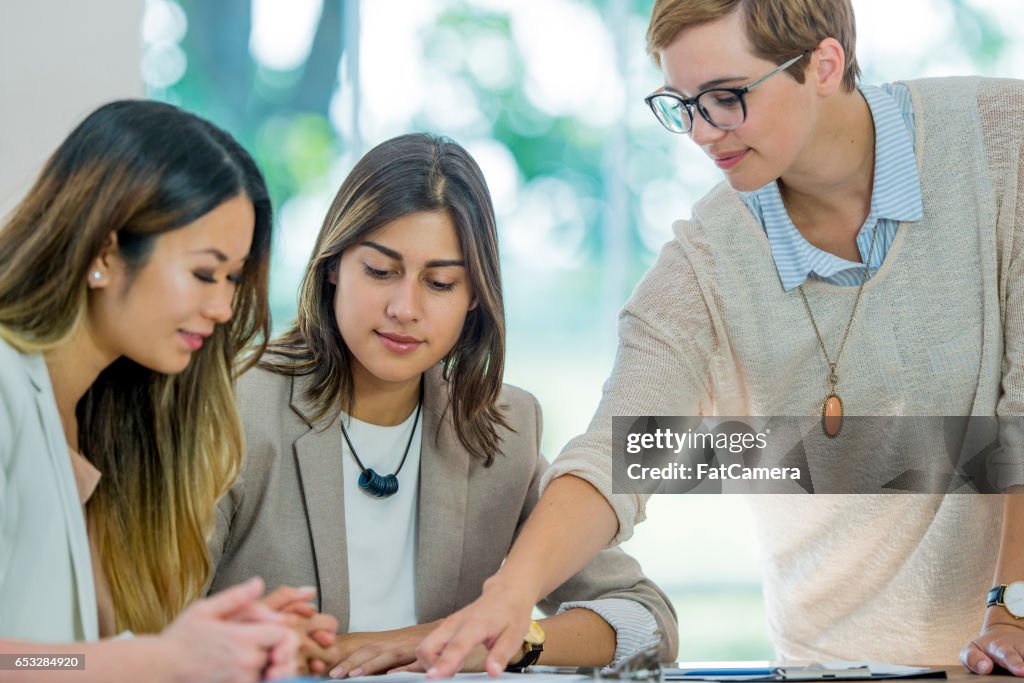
[646,0,861,92]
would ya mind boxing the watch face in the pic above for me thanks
[1005,582,1024,618]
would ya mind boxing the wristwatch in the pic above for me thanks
[506,620,545,672]
[987,582,1024,618]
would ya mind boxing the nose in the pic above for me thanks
[385,276,421,323]
[689,111,727,146]
[201,283,234,324]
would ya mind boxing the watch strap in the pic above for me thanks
[506,643,543,672]
[506,620,545,672]
[988,585,1007,608]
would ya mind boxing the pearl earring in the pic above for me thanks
[91,271,102,281]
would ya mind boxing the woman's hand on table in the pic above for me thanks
[962,621,1024,676]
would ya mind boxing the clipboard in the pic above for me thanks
[664,663,947,681]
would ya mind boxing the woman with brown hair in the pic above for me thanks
[0,99,298,681]
[207,132,678,677]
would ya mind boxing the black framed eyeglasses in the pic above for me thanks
[644,51,808,134]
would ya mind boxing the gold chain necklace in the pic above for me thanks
[797,218,881,438]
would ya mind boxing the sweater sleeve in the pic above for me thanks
[541,234,716,543]
[555,597,661,667]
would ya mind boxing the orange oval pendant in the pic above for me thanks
[822,394,843,438]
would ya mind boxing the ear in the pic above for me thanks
[329,258,346,286]
[468,296,478,311]
[87,230,120,289]
[810,38,846,97]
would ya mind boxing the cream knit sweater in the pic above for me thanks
[543,77,1024,663]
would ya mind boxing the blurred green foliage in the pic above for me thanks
[169,0,345,211]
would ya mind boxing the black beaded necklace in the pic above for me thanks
[340,380,423,499]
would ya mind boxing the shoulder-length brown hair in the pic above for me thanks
[0,100,272,632]
[265,133,509,464]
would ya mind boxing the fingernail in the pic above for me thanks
[329,667,343,679]
[350,668,364,677]
[298,585,316,593]
[427,667,438,678]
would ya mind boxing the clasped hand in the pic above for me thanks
[258,585,341,676]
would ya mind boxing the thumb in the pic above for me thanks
[193,576,265,619]
[962,640,994,675]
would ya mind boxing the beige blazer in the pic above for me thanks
[208,363,677,660]
[0,340,98,642]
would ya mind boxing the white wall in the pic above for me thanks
[0,1,143,220]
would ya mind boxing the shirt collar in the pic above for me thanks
[860,83,923,223]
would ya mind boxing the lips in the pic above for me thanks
[376,331,423,354]
[179,330,210,351]
[711,149,748,170]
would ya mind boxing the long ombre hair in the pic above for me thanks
[264,133,510,464]
[0,100,272,632]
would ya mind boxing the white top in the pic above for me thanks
[341,407,422,632]
[543,77,1024,663]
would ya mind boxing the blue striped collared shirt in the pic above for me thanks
[739,83,923,291]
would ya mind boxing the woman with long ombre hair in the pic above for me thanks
[0,99,300,682]
[207,133,677,677]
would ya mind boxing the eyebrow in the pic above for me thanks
[666,75,749,97]
[191,248,248,263]
[362,241,465,268]
[698,75,748,90]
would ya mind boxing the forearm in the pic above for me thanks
[986,491,1024,628]
[490,475,617,604]
[0,637,174,683]
[535,608,615,667]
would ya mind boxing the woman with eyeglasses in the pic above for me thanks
[419,0,1024,677]
[0,100,303,682]
[205,133,679,677]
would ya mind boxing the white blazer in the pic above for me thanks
[0,339,98,642]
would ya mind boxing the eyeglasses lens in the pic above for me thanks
[649,96,692,133]
[649,89,746,134]
[696,89,745,130]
